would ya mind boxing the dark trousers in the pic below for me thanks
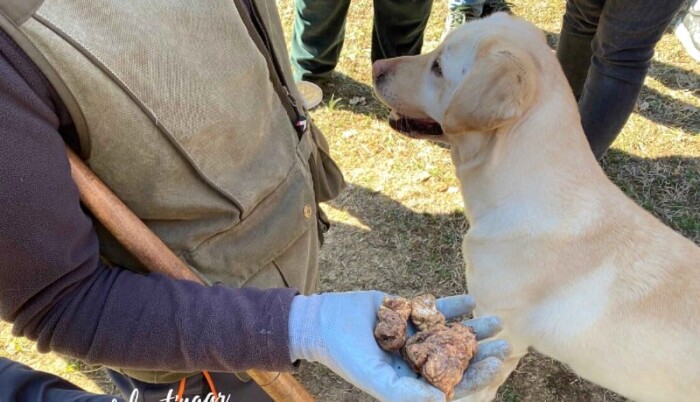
[291,0,434,81]
[108,369,272,402]
[556,0,686,159]
[0,357,119,402]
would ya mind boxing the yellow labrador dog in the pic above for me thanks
[373,13,700,402]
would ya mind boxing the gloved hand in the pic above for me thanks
[288,291,510,402]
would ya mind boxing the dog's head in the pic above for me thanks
[373,13,546,144]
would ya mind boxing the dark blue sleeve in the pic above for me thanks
[0,30,297,373]
[0,357,122,402]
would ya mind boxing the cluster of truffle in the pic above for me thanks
[374,295,478,400]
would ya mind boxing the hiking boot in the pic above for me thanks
[482,0,513,17]
[443,1,513,38]
[675,3,700,61]
[444,4,482,34]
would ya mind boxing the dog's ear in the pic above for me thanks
[442,42,538,133]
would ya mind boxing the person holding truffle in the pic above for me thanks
[2,296,507,402]
[0,1,508,401]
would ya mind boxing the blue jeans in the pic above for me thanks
[556,0,686,158]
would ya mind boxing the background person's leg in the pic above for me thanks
[291,0,351,81]
[578,0,686,158]
[556,0,604,100]
[675,0,700,61]
[372,0,435,62]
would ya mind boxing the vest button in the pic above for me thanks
[303,204,313,220]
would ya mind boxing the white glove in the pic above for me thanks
[288,291,510,402]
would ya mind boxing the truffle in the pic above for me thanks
[402,323,478,400]
[410,294,446,332]
[374,295,412,352]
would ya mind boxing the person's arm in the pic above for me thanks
[0,30,511,401]
[0,30,296,374]
[0,358,123,402]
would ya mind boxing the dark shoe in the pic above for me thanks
[482,0,513,17]
[675,3,700,61]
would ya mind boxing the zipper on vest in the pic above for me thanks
[235,0,307,137]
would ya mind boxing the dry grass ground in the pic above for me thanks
[1,0,698,401]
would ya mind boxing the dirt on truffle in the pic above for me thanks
[402,323,478,400]
[374,296,412,352]
[374,294,479,400]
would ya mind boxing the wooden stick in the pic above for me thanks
[66,147,315,402]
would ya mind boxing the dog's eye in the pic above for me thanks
[431,59,442,77]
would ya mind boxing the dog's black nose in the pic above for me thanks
[374,72,386,86]
[372,60,391,86]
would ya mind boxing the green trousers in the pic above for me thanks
[291,0,434,81]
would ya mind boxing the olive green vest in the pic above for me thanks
[0,0,344,383]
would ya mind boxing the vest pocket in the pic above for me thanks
[308,121,346,203]
[184,158,316,289]
[243,218,319,294]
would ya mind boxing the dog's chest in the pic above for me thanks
[522,264,615,348]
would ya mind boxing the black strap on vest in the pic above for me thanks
[233,0,308,137]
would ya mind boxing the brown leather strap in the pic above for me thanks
[232,0,307,137]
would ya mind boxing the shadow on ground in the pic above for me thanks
[602,149,700,241]
[312,71,389,120]
[537,31,696,135]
